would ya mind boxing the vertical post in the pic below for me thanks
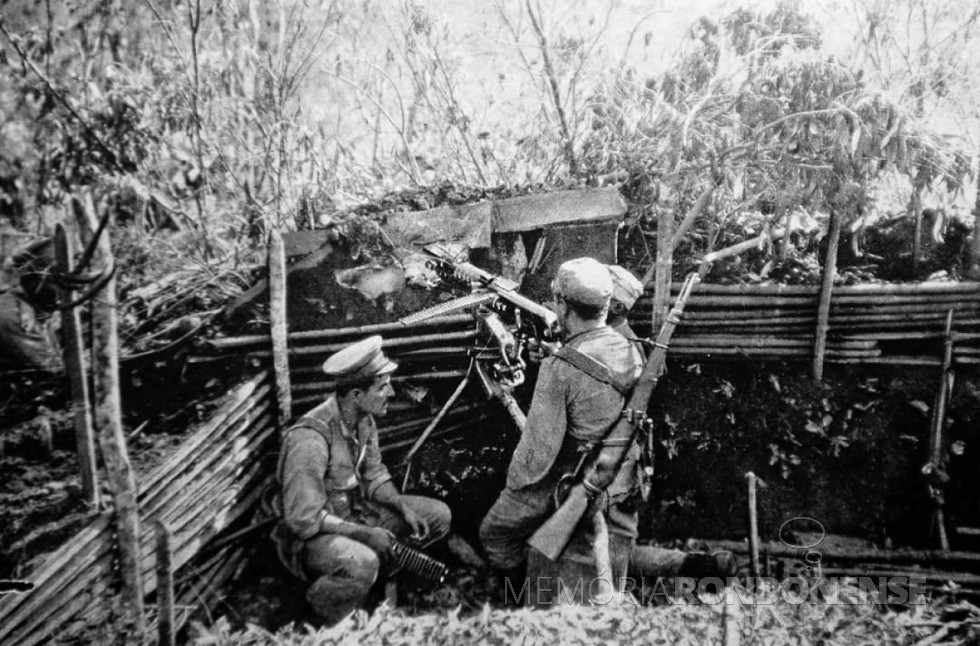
[746,471,761,582]
[72,193,145,636]
[268,229,291,430]
[812,210,842,381]
[53,224,99,507]
[155,521,175,646]
[652,209,674,333]
[928,310,955,551]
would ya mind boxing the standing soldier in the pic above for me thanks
[606,264,645,345]
[479,257,644,599]
[272,335,452,624]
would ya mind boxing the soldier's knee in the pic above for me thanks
[429,500,452,541]
[305,535,380,585]
[479,517,513,567]
[478,514,495,548]
[347,546,381,583]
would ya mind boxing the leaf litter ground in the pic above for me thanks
[188,586,980,645]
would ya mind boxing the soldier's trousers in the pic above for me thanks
[302,495,450,624]
[480,482,639,572]
[479,483,554,571]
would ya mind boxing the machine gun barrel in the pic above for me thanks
[424,244,559,337]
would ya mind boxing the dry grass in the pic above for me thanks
[188,585,979,646]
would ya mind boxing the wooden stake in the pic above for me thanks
[746,472,761,582]
[401,369,472,489]
[812,210,842,380]
[928,310,955,551]
[72,193,145,637]
[53,224,99,507]
[155,521,175,646]
[268,229,291,431]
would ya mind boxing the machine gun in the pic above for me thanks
[401,244,559,348]
[400,244,559,391]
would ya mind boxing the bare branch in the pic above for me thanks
[525,0,578,176]
[332,72,423,185]
[141,0,189,69]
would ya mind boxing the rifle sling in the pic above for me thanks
[553,345,633,397]
[550,344,638,495]
[294,415,332,435]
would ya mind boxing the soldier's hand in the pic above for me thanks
[363,527,395,558]
[401,503,430,543]
[527,339,558,363]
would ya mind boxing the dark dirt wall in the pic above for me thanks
[639,361,980,547]
[384,357,980,553]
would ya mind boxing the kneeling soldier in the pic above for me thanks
[273,335,451,624]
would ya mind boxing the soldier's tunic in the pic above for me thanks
[480,326,643,570]
[274,395,450,620]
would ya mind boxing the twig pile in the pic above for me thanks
[119,266,248,361]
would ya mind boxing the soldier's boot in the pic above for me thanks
[306,573,372,626]
[631,545,737,579]
[678,550,737,579]
[487,565,528,607]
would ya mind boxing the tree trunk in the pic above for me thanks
[155,521,175,646]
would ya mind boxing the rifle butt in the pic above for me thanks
[527,485,590,561]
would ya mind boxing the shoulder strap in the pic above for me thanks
[554,345,633,396]
[286,415,333,441]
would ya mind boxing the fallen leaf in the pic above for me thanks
[909,400,930,415]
